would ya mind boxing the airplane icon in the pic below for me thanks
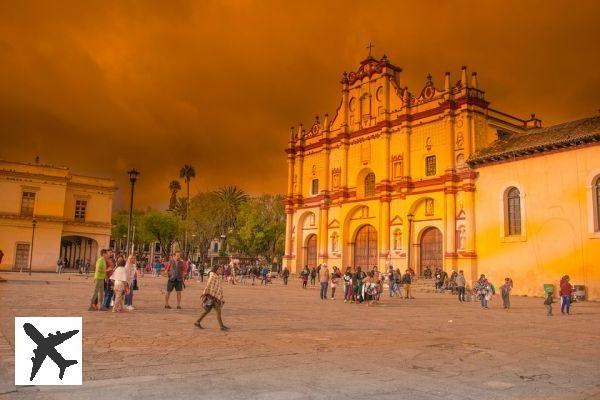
[23,323,79,381]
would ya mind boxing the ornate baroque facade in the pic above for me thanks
[283,55,600,299]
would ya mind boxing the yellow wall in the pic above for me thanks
[474,145,600,299]
[0,160,115,271]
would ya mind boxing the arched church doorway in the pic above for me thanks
[419,227,442,274]
[353,224,377,269]
[305,234,317,268]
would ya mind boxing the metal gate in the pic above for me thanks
[305,234,317,268]
[353,225,377,269]
[14,243,30,271]
[419,227,442,273]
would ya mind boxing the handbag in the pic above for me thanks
[132,279,139,291]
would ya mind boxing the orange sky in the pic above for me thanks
[1,1,599,210]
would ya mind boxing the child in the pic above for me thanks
[330,267,340,300]
[544,291,554,316]
[500,277,513,309]
[343,268,353,303]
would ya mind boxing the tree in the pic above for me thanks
[141,211,181,258]
[171,197,188,220]
[228,194,285,263]
[168,180,182,210]
[111,209,150,253]
[213,186,248,235]
[187,192,221,261]
[179,164,196,252]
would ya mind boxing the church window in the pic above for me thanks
[311,179,319,195]
[505,187,522,236]
[364,173,375,197]
[425,155,436,176]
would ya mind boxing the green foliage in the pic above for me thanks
[228,194,285,262]
[213,186,248,234]
[187,192,221,260]
[141,211,181,257]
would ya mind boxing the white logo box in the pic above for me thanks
[14,317,82,385]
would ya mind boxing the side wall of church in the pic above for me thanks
[474,144,600,300]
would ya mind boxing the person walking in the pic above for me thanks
[475,274,492,309]
[124,255,138,311]
[300,266,310,288]
[195,265,229,331]
[319,264,330,300]
[198,262,206,282]
[500,277,513,309]
[310,267,317,286]
[330,267,341,300]
[402,269,413,299]
[111,258,129,313]
[282,266,290,286]
[89,249,109,311]
[56,258,64,274]
[559,275,573,315]
[343,267,353,303]
[164,251,185,310]
[544,291,555,316]
[456,270,466,302]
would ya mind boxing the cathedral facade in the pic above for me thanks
[283,55,600,299]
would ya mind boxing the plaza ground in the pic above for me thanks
[0,272,599,400]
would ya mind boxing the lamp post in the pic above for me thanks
[29,218,37,275]
[126,168,140,256]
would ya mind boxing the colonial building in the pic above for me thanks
[0,159,116,271]
[283,54,600,299]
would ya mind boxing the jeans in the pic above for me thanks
[102,285,114,309]
[457,287,466,302]
[561,295,571,314]
[283,276,288,285]
[320,282,328,299]
[125,284,134,306]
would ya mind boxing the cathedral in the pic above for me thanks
[283,54,600,299]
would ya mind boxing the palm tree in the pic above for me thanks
[179,164,196,253]
[168,180,181,210]
[213,185,248,234]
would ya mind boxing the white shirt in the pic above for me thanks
[111,266,128,283]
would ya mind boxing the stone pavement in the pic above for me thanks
[0,272,599,400]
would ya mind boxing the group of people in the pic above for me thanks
[298,264,417,306]
[56,257,91,275]
[89,249,139,312]
[88,249,229,330]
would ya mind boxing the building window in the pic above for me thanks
[311,179,319,195]
[425,155,436,176]
[75,200,87,221]
[20,192,36,217]
[364,173,375,197]
[505,187,522,236]
[595,176,600,231]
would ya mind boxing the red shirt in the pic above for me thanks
[560,280,573,296]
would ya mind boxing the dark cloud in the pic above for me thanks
[1,0,599,209]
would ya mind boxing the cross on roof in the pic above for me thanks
[366,42,374,57]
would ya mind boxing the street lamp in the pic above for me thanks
[126,168,140,256]
[29,218,37,275]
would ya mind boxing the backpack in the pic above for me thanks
[168,260,182,281]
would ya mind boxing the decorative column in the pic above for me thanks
[380,198,391,263]
[284,211,294,270]
[403,126,411,178]
[445,114,455,172]
[444,187,457,271]
[318,205,329,264]
[464,186,476,252]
